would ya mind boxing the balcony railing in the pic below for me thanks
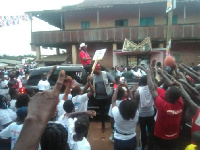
[31,24,200,45]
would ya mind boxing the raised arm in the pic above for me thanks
[82,75,95,98]
[47,66,57,78]
[182,63,200,76]
[112,84,121,108]
[179,64,200,83]
[14,70,65,150]
[158,69,173,87]
[146,68,158,100]
[124,83,133,101]
[179,79,199,96]
[174,81,199,116]
[130,84,139,94]
[63,76,72,101]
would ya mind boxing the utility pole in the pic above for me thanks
[166,0,176,55]
[166,9,173,54]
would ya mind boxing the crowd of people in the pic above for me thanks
[0,58,200,150]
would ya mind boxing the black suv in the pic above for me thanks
[25,65,99,112]
[26,65,87,92]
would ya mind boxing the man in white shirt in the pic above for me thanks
[71,75,94,112]
[38,66,56,91]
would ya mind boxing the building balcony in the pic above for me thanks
[31,24,200,46]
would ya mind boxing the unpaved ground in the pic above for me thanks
[87,121,141,150]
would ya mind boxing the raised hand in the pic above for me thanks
[27,70,65,123]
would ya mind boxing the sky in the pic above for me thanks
[0,0,84,56]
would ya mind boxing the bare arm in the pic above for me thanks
[14,70,65,150]
[68,110,96,119]
[47,66,57,78]
[158,69,173,87]
[182,63,200,76]
[63,77,72,101]
[175,81,199,116]
[146,68,158,100]
[112,85,121,108]
[179,79,199,95]
[85,75,95,98]
[82,57,91,61]
[130,84,139,94]
[179,64,200,83]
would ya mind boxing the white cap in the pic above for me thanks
[79,43,87,49]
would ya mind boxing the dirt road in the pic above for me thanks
[87,120,141,150]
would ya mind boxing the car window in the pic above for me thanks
[49,70,84,86]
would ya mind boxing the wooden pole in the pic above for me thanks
[90,59,99,76]
[166,9,173,54]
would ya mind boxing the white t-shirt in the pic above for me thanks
[58,114,69,131]
[59,93,72,102]
[10,100,17,112]
[0,109,16,130]
[72,93,89,112]
[38,80,50,91]
[108,100,122,117]
[0,122,23,149]
[57,94,72,118]
[68,118,91,150]
[0,80,8,89]
[112,106,139,140]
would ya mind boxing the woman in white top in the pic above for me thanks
[112,84,139,150]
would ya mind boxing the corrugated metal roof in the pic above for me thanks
[38,54,68,62]
[62,0,199,10]
[0,59,21,65]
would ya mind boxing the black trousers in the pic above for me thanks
[97,99,109,128]
[139,116,155,150]
[83,64,92,74]
[154,136,179,150]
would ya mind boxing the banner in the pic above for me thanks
[122,37,152,52]
[166,0,172,13]
[0,14,31,27]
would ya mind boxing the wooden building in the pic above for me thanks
[29,0,200,68]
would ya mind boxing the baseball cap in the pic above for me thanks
[95,63,101,70]
[79,43,87,49]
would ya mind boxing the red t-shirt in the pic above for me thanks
[154,95,183,140]
[79,50,91,66]
[191,108,200,138]
[157,87,166,99]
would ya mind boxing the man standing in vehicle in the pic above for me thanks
[79,43,92,73]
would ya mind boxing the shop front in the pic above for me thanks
[113,48,166,68]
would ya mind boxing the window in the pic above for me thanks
[140,17,154,26]
[115,19,128,27]
[166,15,178,25]
[81,21,90,29]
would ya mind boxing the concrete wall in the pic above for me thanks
[64,3,200,30]
[72,43,113,69]
[171,42,200,66]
